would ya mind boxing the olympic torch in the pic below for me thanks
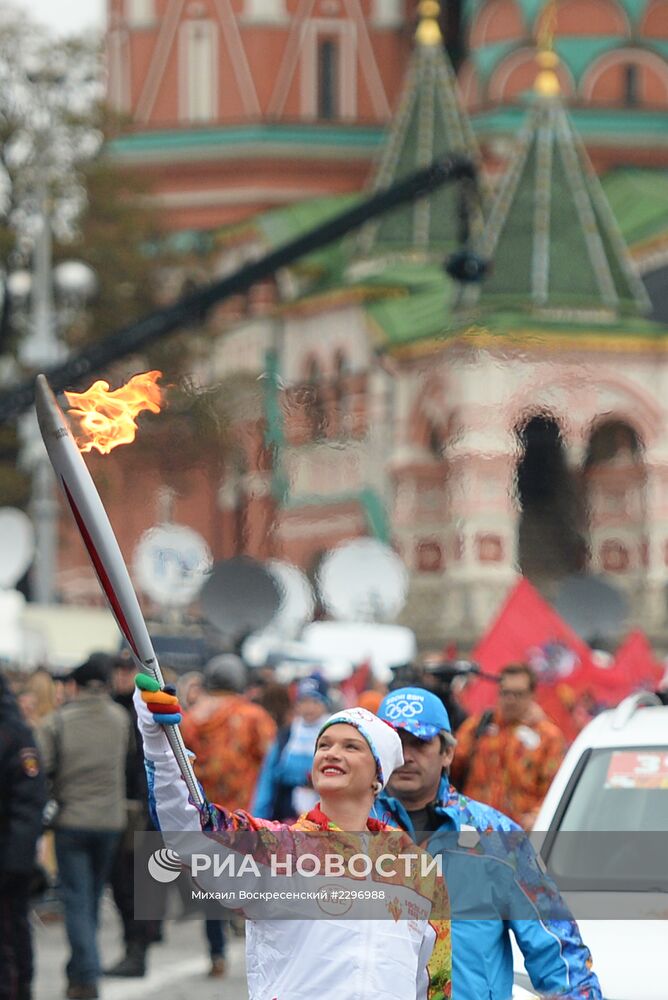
[34,373,205,809]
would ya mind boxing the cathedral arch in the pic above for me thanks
[488,47,575,103]
[584,418,644,469]
[534,0,629,39]
[582,48,668,105]
[470,0,525,48]
[457,60,483,111]
[641,0,668,39]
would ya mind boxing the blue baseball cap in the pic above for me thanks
[296,673,330,707]
[378,687,451,741]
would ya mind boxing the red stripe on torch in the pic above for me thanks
[61,479,140,659]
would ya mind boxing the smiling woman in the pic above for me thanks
[132,686,452,999]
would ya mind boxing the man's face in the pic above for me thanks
[386,731,452,803]
[498,673,533,723]
[297,696,326,724]
[113,666,135,695]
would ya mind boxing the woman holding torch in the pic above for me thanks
[134,675,451,1000]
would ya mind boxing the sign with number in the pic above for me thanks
[605,750,668,789]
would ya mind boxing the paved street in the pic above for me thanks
[33,897,249,1000]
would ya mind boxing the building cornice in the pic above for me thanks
[106,124,386,165]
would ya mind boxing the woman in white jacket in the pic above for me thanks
[134,674,451,1000]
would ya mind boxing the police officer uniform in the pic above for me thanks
[0,675,47,1000]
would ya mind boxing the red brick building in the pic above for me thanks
[54,2,668,648]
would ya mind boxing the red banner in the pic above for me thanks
[461,578,596,740]
[613,629,664,701]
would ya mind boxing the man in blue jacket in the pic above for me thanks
[372,687,602,1000]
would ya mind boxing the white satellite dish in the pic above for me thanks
[0,589,26,662]
[0,508,35,589]
[263,561,315,638]
[317,538,409,623]
[133,523,213,607]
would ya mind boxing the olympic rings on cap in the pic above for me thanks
[384,699,424,720]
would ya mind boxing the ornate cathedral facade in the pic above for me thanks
[67,0,668,646]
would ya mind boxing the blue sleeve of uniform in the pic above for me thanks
[511,917,602,999]
[509,834,602,999]
[251,739,281,819]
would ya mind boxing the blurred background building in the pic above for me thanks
[48,0,668,648]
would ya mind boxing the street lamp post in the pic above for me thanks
[8,206,96,604]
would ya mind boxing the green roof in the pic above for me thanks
[358,32,484,257]
[601,168,668,248]
[366,280,455,346]
[369,302,668,354]
[477,93,650,317]
[253,195,360,248]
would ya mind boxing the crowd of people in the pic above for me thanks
[0,646,614,1000]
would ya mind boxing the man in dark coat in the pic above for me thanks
[0,673,47,1000]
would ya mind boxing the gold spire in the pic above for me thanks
[416,0,442,47]
[535,0,561,97]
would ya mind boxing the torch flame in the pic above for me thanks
[64,371,163,455]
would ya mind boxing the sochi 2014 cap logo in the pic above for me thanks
[147,848,182,883]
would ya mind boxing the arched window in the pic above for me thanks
[583,49,668,107]
[584,420,642,469]
[516,414,587,581]
[305,356,326,440]
[318,38,339,120]
[584,419,646,577]
[179,19,218,123]
[332,350,350,435]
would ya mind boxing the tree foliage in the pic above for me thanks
[0,3,177,508]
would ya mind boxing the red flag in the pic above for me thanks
[461,578,596,740]
[339,659,372,707]
[608,630,663,701]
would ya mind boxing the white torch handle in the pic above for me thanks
[34,374,205,809]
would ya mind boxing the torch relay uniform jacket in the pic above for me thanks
[373,778,602,1000]
[134,688,450,1000]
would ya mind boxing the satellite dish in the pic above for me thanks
[263,561,315,638]
[0,589,26,662]
[554,574,629,643]
[317,538,409,623]
[133,523,213,607]
[0,508,35,589]
[200,557,281,642]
